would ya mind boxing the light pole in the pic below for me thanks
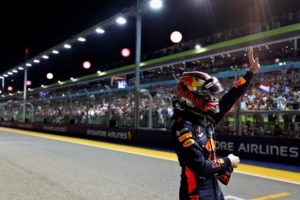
[23,48,28,122]
[134,0,162,129]
[134,0,142,129]
[0,77,4,93]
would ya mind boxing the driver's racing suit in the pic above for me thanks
[172,71,254,200]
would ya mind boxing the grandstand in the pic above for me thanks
[1,24,300,137]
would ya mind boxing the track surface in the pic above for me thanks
[0,128,299,200]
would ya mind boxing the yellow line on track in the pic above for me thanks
[1,127,300,184]
[0,127,177,160]
[251,192,290,200]
[236,163,300,184]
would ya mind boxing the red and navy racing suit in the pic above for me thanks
[172,71,254,200]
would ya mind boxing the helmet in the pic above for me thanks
[176,71,224,115]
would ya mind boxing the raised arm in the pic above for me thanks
[212,48,260,127]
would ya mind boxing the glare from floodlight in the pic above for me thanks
[96,28,105,34]
[46,73,54,80]
[83,61,91,69]
[149,0,163,10]
[195,44,201,49]
[121,48,131,57]
[64,44,72,49]
[12,70,18,73]
[42,55,49,59]
[78,37,86,42]
[18,67,24,70]
[26,63,32,67]
[8,72,13,75]
[170,31,182,43]
[7,86,13,92]
[34,59,40,63]
[26,80,32,86]
[3,74,8,77]
[116,16,127,25]
[52,50,59,54]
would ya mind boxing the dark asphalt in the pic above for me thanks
[0,130,299,200]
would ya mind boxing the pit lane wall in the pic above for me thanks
[1,121,299,166]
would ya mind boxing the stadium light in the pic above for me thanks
[83,61,91,69]
[170,31,182,43]
[42,55,49,59]
[26,80,32,86]
[18,67,24,70]
[52,50,59,54]
[149,0,163,10]
[7,86,13,92]
[46,73,54,80]
[3,74,8,77]
[26,63,32,67]
[96,27,105,34]
[12,70,18,73]
[121,48,131,57]
[78,37,86,42]
[64,44,72,49]
[8,72,13,75]
[195,44,201,49]
[116,16,127,25]
[33,59,40,63]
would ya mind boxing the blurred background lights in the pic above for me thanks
[149,0,163,10]
[7,86,13,92]
[116,16,127,25]
[26,80,32,86]
[121,48,131,57]
[170,31,182,43]
[195,44,201,49]
[83,61,91,69]
[46,73,54,80]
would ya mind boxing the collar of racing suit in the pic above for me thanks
[173,107,216,128]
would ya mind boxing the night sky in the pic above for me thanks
[0,0,299,91]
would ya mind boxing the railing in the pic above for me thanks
[1,95,300,139]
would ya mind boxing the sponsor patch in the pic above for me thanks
[178,132,192,142]
[180,128,189,133]
[183,139,195,148]
[235,77,246,87]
